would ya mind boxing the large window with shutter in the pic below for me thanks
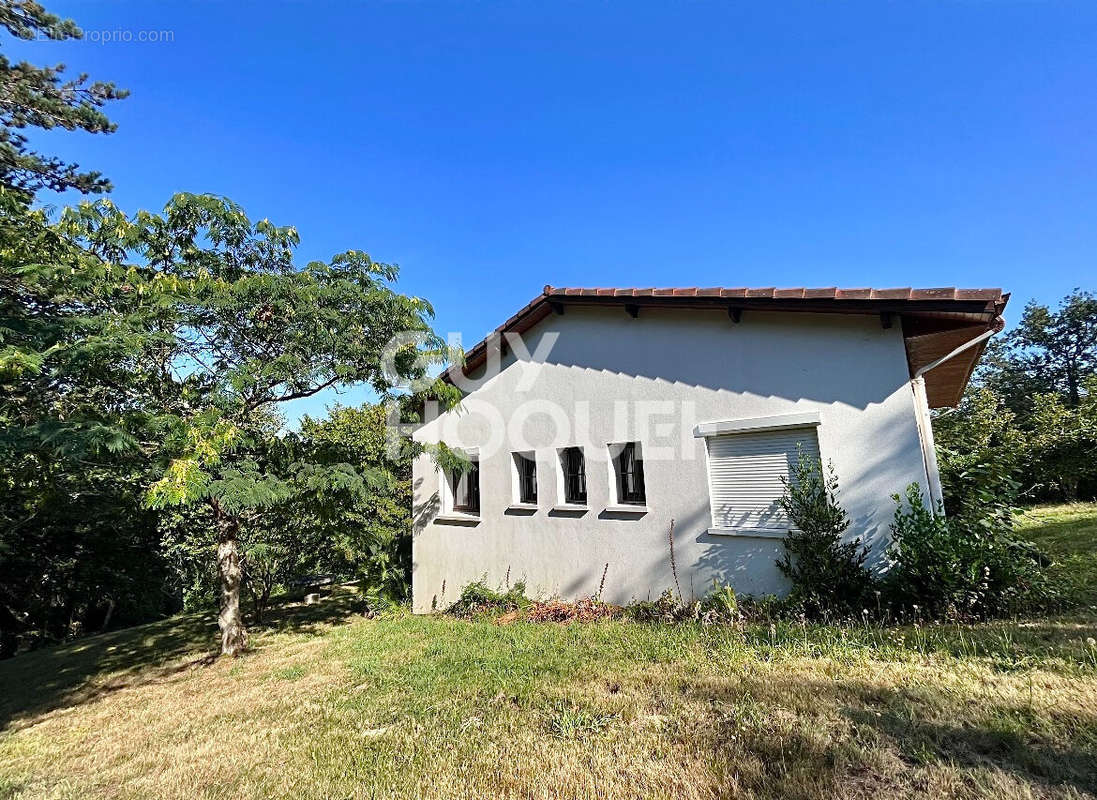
[704,426,820,531]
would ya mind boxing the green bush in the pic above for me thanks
[698,580,740,623]
[933,387,1024,523]
[447,580,529,617]
[775,453,875,619]
[625,589,686,623]
[883,484,1055,618]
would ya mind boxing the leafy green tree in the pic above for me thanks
[776,451,874,619]
[1011,291,1097,407]
[158,417,396,626]
[6,189,453,656]
[972,337,1048,419]
[0,0,137,655]
[2,1,446,657]
[1025,379,1097,500]
[298,403,416,600]
[0,187,174,655]
[932,387,1025,522]
[946,289,1097,502]
[980,290,1097,412]
[49,193,456,656]
[1,0,128,196]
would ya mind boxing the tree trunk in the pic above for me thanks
[1067,364,1080,407]
[216,515,248,656]
[1062,475,1080,501]
[99,597,115,633]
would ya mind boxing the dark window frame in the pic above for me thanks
[616,442,646,504]
[561,447,587,505]
[515,452,537,504]
[451,459,480,514]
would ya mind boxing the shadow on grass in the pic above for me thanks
[1018,506,1097,607]
[675,671,1097,799]
[1022,516,1097,550]
[0,588,367,732]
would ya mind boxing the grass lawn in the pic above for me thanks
[2,507,1096,799]
[1018,503,1097,607]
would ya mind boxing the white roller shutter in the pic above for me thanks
[705,427,820,530]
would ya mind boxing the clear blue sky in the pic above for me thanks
[12,1,1097,421]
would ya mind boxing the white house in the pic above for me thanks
[411,285,1008,612]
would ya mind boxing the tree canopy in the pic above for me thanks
[0,0,128,196]
[935,289,1097,505]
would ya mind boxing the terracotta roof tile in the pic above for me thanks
[444,285,1008,407]
[910,288,958,300]
[872,287,913,300]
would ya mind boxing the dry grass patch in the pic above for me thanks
[2,504,1096,799]
[3,610,1095,800]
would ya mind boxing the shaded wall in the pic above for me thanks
[412,307,929,612]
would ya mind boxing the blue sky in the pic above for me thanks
[12,1,1097,421]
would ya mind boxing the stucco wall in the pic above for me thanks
[411,307,930,613]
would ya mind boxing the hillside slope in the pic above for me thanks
[2,506,1096,800]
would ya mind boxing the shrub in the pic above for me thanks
[736,594,784,624]
[775,453,875,619]
[698,580,740,624]
[883,484,1055,618]
[448,580,529,617]
[625,589,687,623]
[526,598,622,623]
[933,387,1025,522]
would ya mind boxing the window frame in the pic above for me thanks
[695,414,822,538]
[449,455,480,515]
[609,441,647,506]
[559,446,588,506]
[511,451,538,506]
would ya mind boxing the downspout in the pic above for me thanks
[909,326,997,513]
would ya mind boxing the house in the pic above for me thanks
[411,285,1008,612]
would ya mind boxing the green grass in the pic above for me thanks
[1,504,1096,799]
[1018,502,1097,608]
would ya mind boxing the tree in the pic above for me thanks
[158,416,397,626]
[0,0,128,196]
[6,191,453,656]
[298,403,416,601]
[1025,380,1097,500]
[776,451,874,619]
[0,184,179,656]
[0,1,137,655]
[990,291,1097,409]
[932,387,1025,521]
[40,193,454,655]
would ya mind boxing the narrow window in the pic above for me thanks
[513,452,537,504]
[561,447,587,505]
[615,442,646,504]
[451,458,480,514]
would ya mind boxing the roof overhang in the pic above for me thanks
[444,285,1009,408]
